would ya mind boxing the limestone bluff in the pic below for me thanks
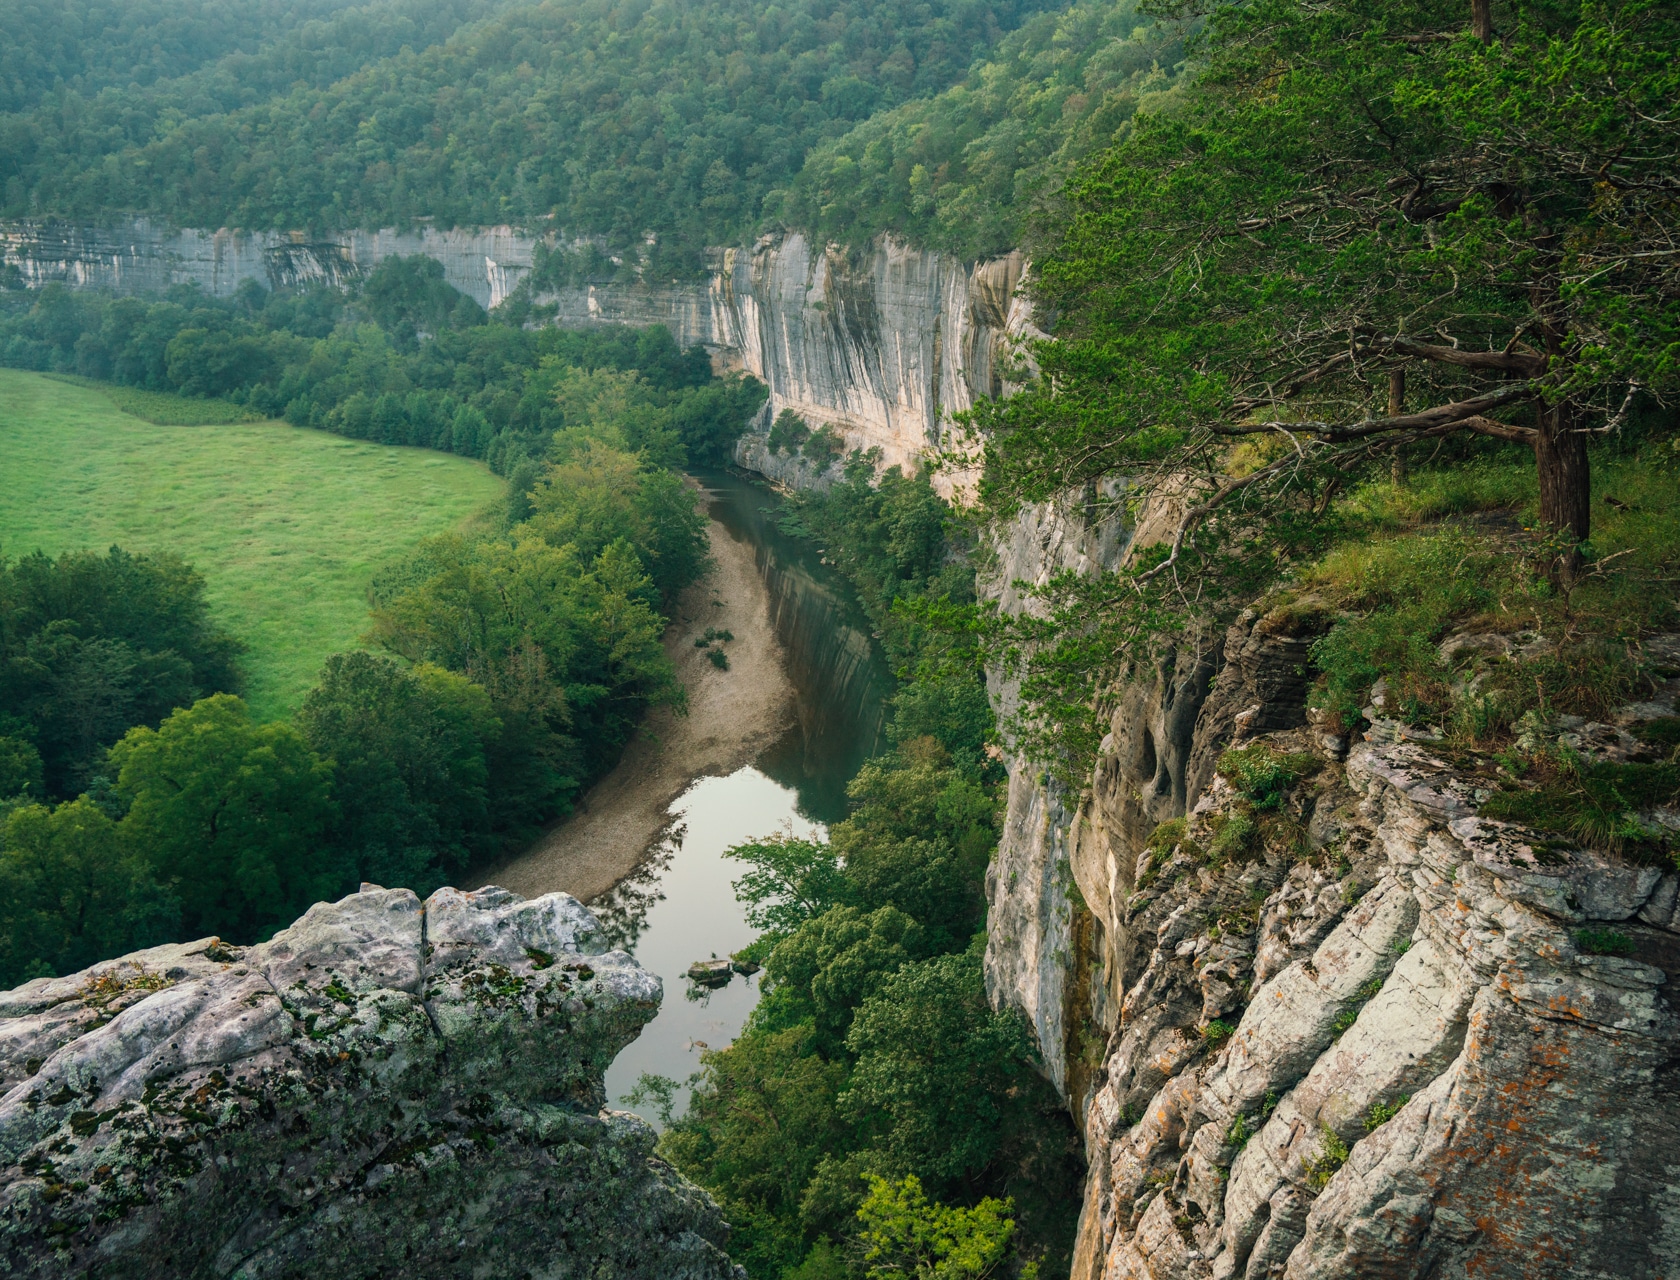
[0,884,742,1279]
[983,492,1680,1280]
[0,222,1030,497]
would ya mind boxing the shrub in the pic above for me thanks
[1574,928,1635,956]
[802,426,844,470]
[1203,1019,1236,1049]
[708,647,731,670]
[1218,743,1319,810]
[1303,1127,1350,1191]
[768,409,811,456]
[1363,1095,1410,1132]
[1480,753,1678,860]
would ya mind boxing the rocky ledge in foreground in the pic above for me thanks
[0,884,742,1279]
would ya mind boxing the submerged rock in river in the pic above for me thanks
[0,884,743,1279]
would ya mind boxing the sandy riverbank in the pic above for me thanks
[481,501,797,903]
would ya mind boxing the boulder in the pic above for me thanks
[0,884,743,1279]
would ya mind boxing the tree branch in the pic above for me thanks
[1211,384,1533,441]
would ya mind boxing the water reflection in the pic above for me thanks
[603,767,823,1124]
[700,470,891,823]
[603,471,893,1127]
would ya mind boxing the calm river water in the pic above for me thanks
[600,470,890,1123]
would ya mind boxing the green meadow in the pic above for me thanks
[0,369,503,718]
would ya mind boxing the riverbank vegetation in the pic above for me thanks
[0,270,770,983]
[636,461,1081,1279]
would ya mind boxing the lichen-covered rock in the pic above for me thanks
[1014,718,1680,1280]
[0,884,743,1280]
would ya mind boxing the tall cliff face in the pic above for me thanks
[0,883,742,1279]
[0,220,538,308]
[2,222,1026,496]
[981,494,1680,1279]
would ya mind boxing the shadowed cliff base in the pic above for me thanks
[483,488,797,904]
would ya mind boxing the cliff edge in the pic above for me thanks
[0,884,743,1279]
[982,499,1680,1278]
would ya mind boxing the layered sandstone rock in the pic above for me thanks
[0,884,742,1279]
[1,222,1030,497]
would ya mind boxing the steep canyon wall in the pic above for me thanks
[982,495,1680,1280]
[1,222,1028,496]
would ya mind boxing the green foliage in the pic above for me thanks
[0,546,244,799]
[0,283,759,482]
[658,1023,854,1276]
[856,1173,1015,1280]
[110,694,337,941]
[1480,752,1679,863]
[831,745,995,951]
[1302,1126,1350,1192]
[3,0,1062,262]
[756,905,922,1054]
[769,410,812,457]
[1574,928,1635,956]
[0,798,179,988]
[724,833,851,936]
[369,523,682,842]
[666,744,1075,1278]
[1217,743,1319,811]
[1202,1019,1235,1049]
[0,0,509,115]
[803,426,845,471]
[782,462,995,775]
[0,369,502,717]
[1203,811,1257,865]
[843,941,1052,1187]
[296,652,498,894]
[362,255,487,351]
[785,0,1186,257]
[973,0,1680,774]
[1332,977,1386,1037]
[1363,1095,1410,1133]
[41,375,262,425]
[708,647,731,670]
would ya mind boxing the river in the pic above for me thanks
[585,469,891,1122]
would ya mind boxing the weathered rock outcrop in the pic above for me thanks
[2,222,1028,496]
[981,479,1680,1279]
[0,883,742,1279]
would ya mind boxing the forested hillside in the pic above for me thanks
[0,0,1069,269]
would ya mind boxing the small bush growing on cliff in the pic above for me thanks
[1303,1127,1350,1192]
[1574,929,1635,957]
[1202,1019,1235,1050]
[1364,1095,1410,1132]
[1217,744,1319,811]
[802,426,845,471]
[769,409,811,456]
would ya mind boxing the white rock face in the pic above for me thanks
[0,883,742,1280]
[0,219,539,308]
[992,697,1680,1280]
[2,222,1030,496]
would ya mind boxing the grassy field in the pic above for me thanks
[0,369,503,719]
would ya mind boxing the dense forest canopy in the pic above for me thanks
[0,254,774,980]
[972,0,1680,776]
[0,0,1069,269]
